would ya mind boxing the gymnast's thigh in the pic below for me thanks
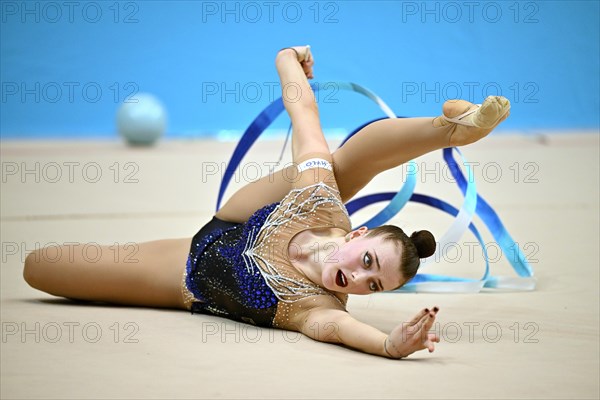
[24,238,193,309]
[215,150,379,224]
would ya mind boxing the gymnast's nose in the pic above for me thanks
[351,270,364,282]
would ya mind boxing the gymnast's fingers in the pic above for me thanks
[303,64,314,79]
[424,337,437,353]
[415,311,436,337]
[408,308,430,326]
[415,309,433,329]
[428,333,441,343]
[304,45,312,62]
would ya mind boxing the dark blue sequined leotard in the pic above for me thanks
[185,203,280,327]
[183,182,352,328]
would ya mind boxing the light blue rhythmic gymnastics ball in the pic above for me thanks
[116,93,167,146]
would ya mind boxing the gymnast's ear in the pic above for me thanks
[356,226,368,235]
[346,226,368,241]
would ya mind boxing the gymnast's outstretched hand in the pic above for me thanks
[385,307,441,358]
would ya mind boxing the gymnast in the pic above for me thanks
[23,46,510,359]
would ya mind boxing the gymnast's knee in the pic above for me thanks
[23,249,44,289]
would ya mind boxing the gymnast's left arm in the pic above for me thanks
[275,46,329,163]
[298,307,441,358]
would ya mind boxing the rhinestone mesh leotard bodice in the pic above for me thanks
[185,182,352,328]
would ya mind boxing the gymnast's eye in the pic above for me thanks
[369,281,378,292]
[363,252,372,268]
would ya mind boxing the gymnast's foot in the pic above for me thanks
[432,96,511,146]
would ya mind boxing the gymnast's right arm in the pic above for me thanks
[297,307,440,359]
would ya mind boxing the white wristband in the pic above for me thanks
[297,158,332,173]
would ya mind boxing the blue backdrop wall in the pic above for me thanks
[1,0,599,139]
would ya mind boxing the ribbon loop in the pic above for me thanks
[217,81,535,293]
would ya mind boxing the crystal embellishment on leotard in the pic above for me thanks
[187,203,280,315]
[185,226,231,304]
[185,182,349,326]
[220,203,280,309]
[244,182,350,303]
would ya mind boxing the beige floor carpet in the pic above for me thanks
[1,134,598,399]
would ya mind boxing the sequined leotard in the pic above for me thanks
[182,153,351,330]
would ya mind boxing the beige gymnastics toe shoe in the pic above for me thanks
[434,96,511,146]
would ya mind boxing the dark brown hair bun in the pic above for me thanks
[410,230,436,259]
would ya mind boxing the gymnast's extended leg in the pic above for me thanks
[216,97,510,223]
[23,239,192,309]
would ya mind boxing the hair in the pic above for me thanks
[366,225,436,288]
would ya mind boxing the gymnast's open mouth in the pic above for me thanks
[336,270,348,288]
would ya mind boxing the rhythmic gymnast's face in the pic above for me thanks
[322,228,405,294]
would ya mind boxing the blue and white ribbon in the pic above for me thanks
[216,81,535,293]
